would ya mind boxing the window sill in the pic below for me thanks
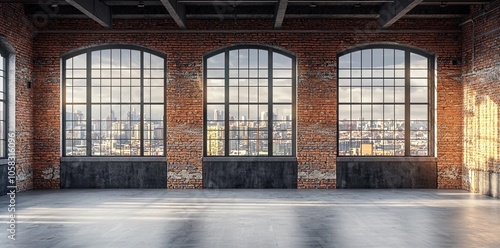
[203,157,297,162]
[336,157,437,162]
[61,157,166,162]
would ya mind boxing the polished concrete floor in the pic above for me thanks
[1,189,500,248]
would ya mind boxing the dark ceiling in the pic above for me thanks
[3,0,492,29]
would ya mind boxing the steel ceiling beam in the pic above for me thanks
[274,0,288,28]
[160,0,187,29]
[65,0,112,27]
[379,0,423,28]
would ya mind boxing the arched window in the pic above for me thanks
[62,45,165,156]
[204,46,296,157]
[0,48,7,158]
[337,45,434,157]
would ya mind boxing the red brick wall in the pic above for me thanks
[462,0,500,197]
[26,15,466,189]
[0,3,34,192]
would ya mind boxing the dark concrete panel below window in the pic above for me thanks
[336,160,437,188]
[0,163,7,195]
[203,159,297,189]
[61,161,167,189]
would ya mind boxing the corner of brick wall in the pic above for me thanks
[0,3,35,192]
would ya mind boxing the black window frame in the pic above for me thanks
[337,44,435,157]
[203,45,297,157]
[61,44,166,157]
[0,47,8,158]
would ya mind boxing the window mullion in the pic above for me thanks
[404,50,411,156]
[224,50,230,156]
[140,51,144,156]
[268,49,273,157]
[86,51,92,156]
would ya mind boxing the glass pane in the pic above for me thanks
[259,50,268,68]
[131,50,140,68]
[249,87,258,102]
[207,104,225,121]
[101,87,111,103]
[150,105,163,120]
[339,54,350,69]
[384,105,395,120]
[395,50,405,68]
[259,87,268,102]
[273,87,292,103]
[339,87,350,103]
[395,140,405,156]
[273,70,292,78]
[121,50,130,68]
[372,87,383,102]
[351,51,361,68]
[207,87,225,103]
[121,87,130,103]
[410,87,428,103]
[239,49,249,68]
[150,87,164,102]
[273,105,292,121]
[73,87,87,103]
[395,105,405,120]
[384,49,394,68]
[410,53,428,69]
[273,52,292,68]
[360,141,373,156]
[362,49,371,68]
[207,139,224,156]
[229,50,238,68]
[274,79,292,86]
[207,70,225,78]
[411,70,428,78]
[384,87,394,102]
[372,105,383,120]
[410,140,428,156]
[339,79,350,86]
[394,87,405,103]
[339,69,350,78]
[411,79,427,86]
[73,53,87,69]
[101,50,111,68]
[373,49,383,68]
[351,87,361,103]
[338,105,350,120]
[411,105,428,120]
[362,105,371,120]
[239,87,248,103]
[207,53,225,69]
[362,87,371,103]
[351,105,361,120]
[92,87,100,103]
[411,120,428,131]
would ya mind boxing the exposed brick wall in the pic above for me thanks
[0,3,34,192]
[26,14,466,189]
[462,0,500,198]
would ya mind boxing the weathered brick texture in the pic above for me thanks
[0,3,34,192]
[1,3,471,189]
[29,17,463,189]
[462,0,500,197]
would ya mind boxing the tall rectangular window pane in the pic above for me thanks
[205,48,295,157]
[338,48,432,157]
